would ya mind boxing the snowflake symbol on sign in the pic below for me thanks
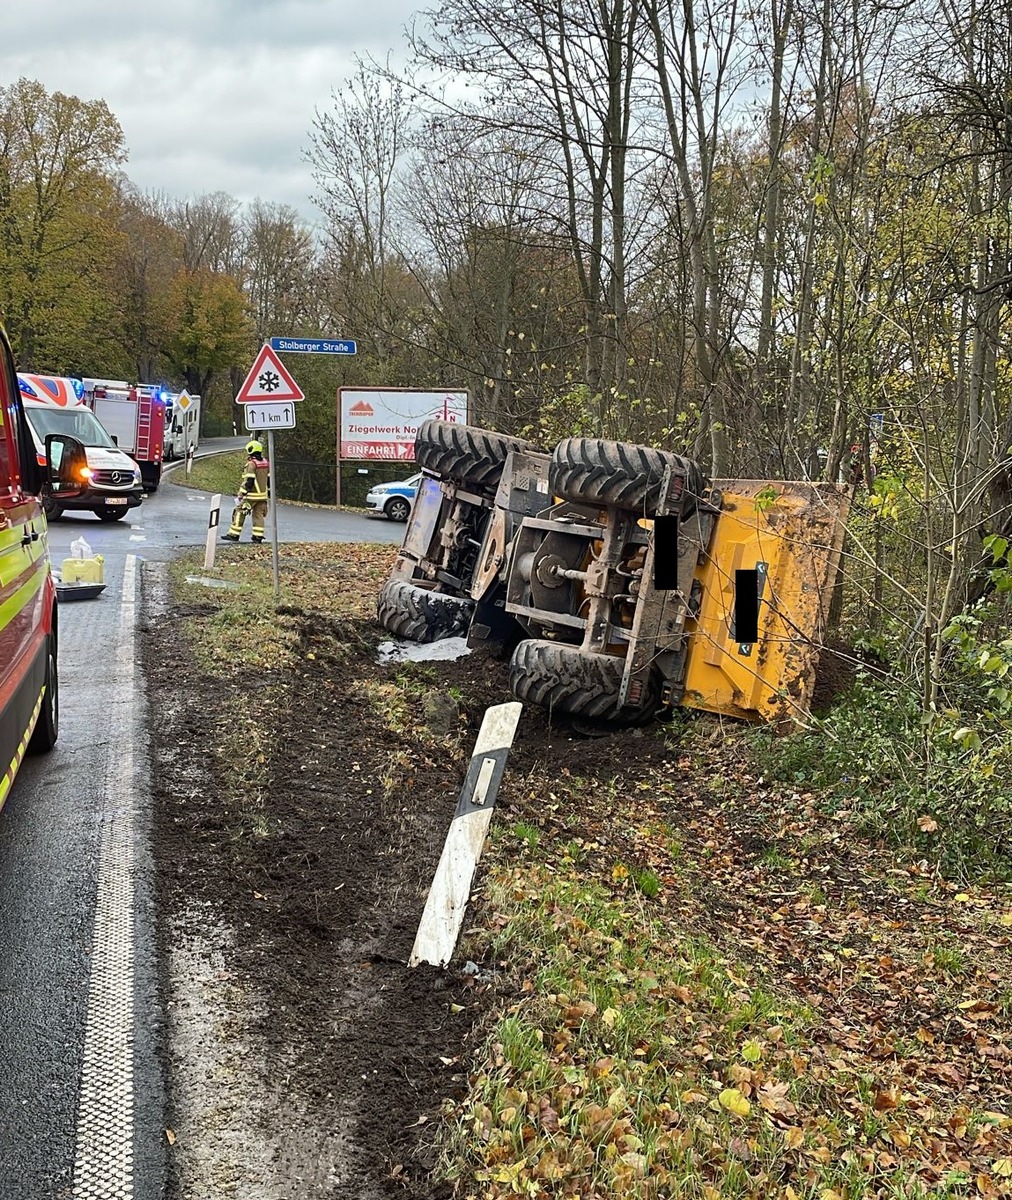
[258,369,281,393]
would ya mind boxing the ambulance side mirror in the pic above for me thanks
[45,434,88,497]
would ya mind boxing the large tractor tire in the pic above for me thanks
[508,639,660,723]
[414,420,534,492]
[549,438,706,516]
[377,578,474,643]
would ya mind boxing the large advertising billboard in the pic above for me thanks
[339,388,469,460]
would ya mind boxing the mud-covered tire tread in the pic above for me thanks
[508,639,659,723]
[414,420,533,491]
[376,578,474,643]
[550,438,703,515]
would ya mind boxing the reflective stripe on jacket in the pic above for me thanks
[239,458,270,501]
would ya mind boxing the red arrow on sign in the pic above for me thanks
[235,343,305,404]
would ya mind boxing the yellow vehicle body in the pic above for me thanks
[681,480,852,724]
[382,424,853,728]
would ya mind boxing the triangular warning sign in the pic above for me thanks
[235,344,305,404]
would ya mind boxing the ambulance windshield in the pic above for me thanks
[24,405,118,449]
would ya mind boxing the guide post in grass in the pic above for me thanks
[410,701,522,968]
[204,493,221,570]
[267,429,280,601]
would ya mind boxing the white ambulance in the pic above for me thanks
[18,374,144,521]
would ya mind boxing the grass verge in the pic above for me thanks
[165,542,395,837]
[446,733,1012,1199]
[750,674,1012,883]
[167,450,245,497]
[162,543,1012,1198]
[167,451,369,513]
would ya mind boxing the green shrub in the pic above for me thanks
[753,672,1012,881]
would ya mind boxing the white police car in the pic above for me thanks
[364,472,421,522]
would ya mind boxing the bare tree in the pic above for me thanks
[308,61,414,368]
[170,192,243,275]
[409,0,655,425]
[241,200,316,343]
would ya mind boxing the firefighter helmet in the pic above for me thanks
[245,440,264,455]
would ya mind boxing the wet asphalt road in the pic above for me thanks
[0,447,404,1198]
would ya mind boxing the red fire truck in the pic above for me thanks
[81,378,166,491]
[0,322,88,806]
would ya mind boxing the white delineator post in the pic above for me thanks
[185,441,195,476]
[204,493,221,570]
[410,701,523,968]
[267,429,279,601]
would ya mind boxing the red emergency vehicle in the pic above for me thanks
[0,324,87,808]
[81,378,166,491]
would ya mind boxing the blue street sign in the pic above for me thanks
[269,336,357,355]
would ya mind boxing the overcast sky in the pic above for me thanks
[3,0,418,227]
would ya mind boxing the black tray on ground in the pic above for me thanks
[56,581,107,602]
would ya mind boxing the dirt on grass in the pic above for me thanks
[142,545,1012,1199]
[141,551,678,1198]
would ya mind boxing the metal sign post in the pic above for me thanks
[235,345,304,604]
[267,430,279,601]
[269,337,358,505]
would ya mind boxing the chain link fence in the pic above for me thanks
[195,448,416,507]
[268,460,414,506]
[273,459,337,505]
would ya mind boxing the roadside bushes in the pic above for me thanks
[753,663,1012,882]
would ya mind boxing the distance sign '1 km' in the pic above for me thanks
[244,402,296,430]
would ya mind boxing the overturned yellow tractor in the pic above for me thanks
[378,421,851,726]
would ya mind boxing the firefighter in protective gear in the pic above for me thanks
[222,441,270,542]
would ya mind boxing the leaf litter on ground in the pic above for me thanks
[450,715,1012,1198]
[162,543,1012,1199]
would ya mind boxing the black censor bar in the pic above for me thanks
[653,515,679,591]
[734,568,760,643]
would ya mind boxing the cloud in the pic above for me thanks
[2,0,416,223]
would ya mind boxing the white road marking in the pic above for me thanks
[72,555,138,1198]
